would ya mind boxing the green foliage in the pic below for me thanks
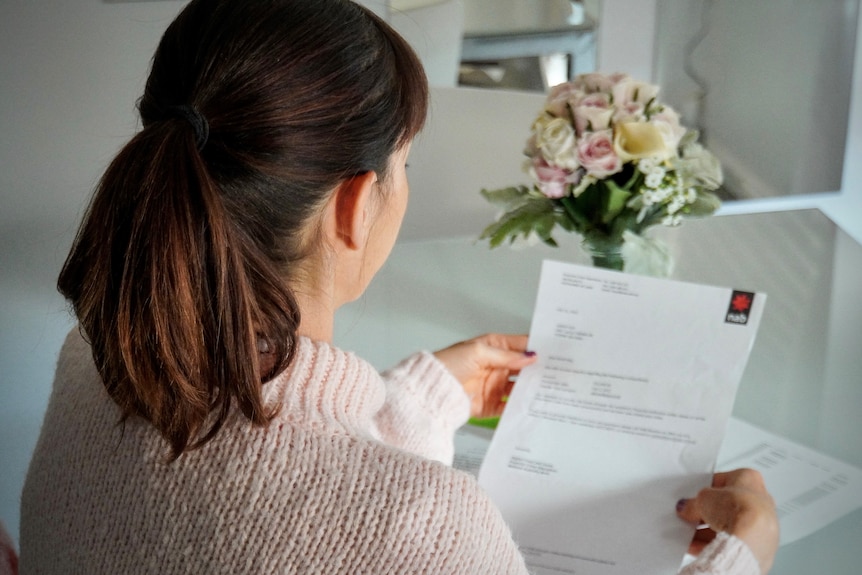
[480,186,533,209]
[479,192,560,247]
[685,190,722,217]
[602,179,633,224]
[479,179,720,249]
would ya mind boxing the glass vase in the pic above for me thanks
[582,231,675,277]
[582,234,625,271]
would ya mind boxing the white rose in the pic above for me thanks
[650,107,687,155]
[612,78,660,107]
[537,117,579,170]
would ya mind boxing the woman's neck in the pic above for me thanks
[293,281,336,343]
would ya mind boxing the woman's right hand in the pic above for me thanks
[677,468,779,574]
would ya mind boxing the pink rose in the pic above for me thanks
[577,129,623,178]
[612,101,646,123]
[545,82,585,118]
[572,72,618,94]
[579,93,611,109]
[574,107,614,136]
[547,81,578,101]
[570,93,611,135]
[528,158,582,198]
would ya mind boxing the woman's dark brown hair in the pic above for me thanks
[57,0,428,458]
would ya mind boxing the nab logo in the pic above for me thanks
[725,290,755,325]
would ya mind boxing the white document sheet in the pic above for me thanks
[716,418,862,546]
[477,260,766,575]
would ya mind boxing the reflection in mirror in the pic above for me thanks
[388,0,600,90]
[458,0,600,91]
[656,0,859,200]
[390,0,859,200]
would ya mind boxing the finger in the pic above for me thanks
[476,371,518,416]
[678,469,767,523]
[479,333,531,353]
[713,468,767,491]
[497,377,516,404]
[690,486,763,535]
[499,333,530,352]
[693,527,718,545]
[474,389,506,419]
[481,345,537,371]
[482,371,515,403]
[688,528,717,556]
[676,497,702,524]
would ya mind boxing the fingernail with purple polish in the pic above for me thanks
[676,498,688,513]
[524,350,537,357]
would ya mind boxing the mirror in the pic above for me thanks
[388,0,859,200]
[458,0,600,92]
[655,0,858,199]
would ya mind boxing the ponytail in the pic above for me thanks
[59,120,299,458]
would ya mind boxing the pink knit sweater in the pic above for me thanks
[20,330,760,574]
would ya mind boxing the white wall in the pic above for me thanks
[0,0,187,545]
[2,0,862,547]
[1,1,184,230]
[596,0,657,81]
[831,0,862,241]
[390,0,464,86]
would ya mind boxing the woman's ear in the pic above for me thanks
[329,171,377,251]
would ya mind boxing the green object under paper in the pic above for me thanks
[467,416,500,429]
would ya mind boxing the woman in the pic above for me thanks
[20,0,778,573]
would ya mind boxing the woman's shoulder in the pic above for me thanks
[199,428,529,572]
[276,431,526,573]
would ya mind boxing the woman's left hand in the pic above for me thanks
[433,334,537,419]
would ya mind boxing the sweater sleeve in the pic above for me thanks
[372,351,470,465]
[678,532,761,575]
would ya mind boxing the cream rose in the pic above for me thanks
[536,116,578,170]
[613,122,671,161]
[612,78,660,107]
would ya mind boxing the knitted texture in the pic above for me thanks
[20,330,525,574]
[21,329,759,574]
[680,532,762,575]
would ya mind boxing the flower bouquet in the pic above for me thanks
[480,72,723,274]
